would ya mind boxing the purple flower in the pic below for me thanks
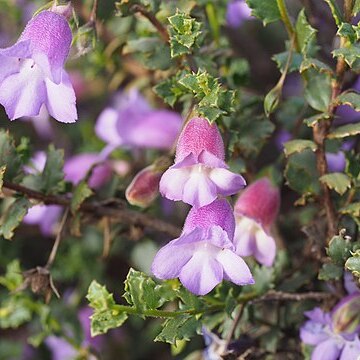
[95,89,182,150]
[326,152,346,173]
[300,300,360,360]
[0,10,77,122]
[226,0,253,28]
[275,129,292,151]
[160,117,246,208]
[233,178,280,267]
[64,153,113,189]
[151,199,254,295]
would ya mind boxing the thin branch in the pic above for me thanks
[223,304,245,351]
[3,181,181,238]
[253,290,333,303]
[46,208,69,269]
[89,0,99,23]
[131,4,169,43]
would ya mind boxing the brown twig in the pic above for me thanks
[131,4,169,43]
[46,208,69,269]
[223,304,245,352]
[312,0,354,240]
[253,290,333,303]
[3,181,181,238]
[89,0,99,23]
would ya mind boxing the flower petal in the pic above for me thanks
[159,167,191,202]
[311,339,342,360]
[95,108,122,146]
[209,167,246,196]
[179,251,223,295]
[151,237,196,280]
[0,61,45,119]
[183,169,217,208]
[216,249,254,285]
[300,320,329,346]
[45,71,77,123]
[340,337,360,360]
[233,217,257,257]
[254,229,276,267]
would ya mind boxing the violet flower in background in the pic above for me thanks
[46,306,104,359]
[152,199,254,295]
[95,89,182,151]
[233,178,280,267]
[160,117,246,208]
[326,151,346,173]
[0,10,77,122]
[64,153,113,189]
[300,296,360,360]
[226,0,253,28]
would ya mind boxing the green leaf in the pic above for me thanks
[319,173,351,195]
[304,70,332,112]
[354,0,360,16]
[235,116,275,158]
[86,281,128,336]
[327,233,352,265]
[345,250,360,278]
[336,91,360,111]
[123,268,175,312]
[323,0,343,26]
[300,58,333,75]
[303,113,330,127]
[328,123,360,139]
[168,12,202,58]
[272,51,303,73]
[0,165,6,192]
[245,0,280,25]
[0,198,31,240]
[155,314,200,344]
[296,9,317,56]
[0,131,23,182]
[0,260,23,291]
[333,44,360,67]
[337,23,356,42]
[0,297,32,329]
[340,203,360,225]
[42,145,65,194]
[285,150,319,195]
[318,263,343,280]
[283,140,316,157]
[71,181,93,214]
[264,85,282,116]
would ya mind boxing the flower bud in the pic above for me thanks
[126,158,171,208]
[51,3,73,20]
[332,294,360,335]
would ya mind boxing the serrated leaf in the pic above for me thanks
[327,234,352,265]
[296,9,317,56]
[300,58,333,74]
[319,173,351,195]
[245,0,280,25]
[0,297,32,329]
[328,123,360,139]
[337,22,356,42]
[283,139,316,157]
[0,198,31,240]
[71,181,93,214]
[336,91,360,111]
[304,113,330,127]
[155,315,199,344]
[168,13,202,58]
[318,263,343,280]
[304,70,331,112]
[0,165,6,192]
[42,145,65,194]
[333,44,360,67]
[86,281,128,336]
[272,51,303,73]
[323,0,343,26]
[0,260,23,291]
[345,250,360,278]
[285,150,319,195]
[123,268,176,311]
[341,202,360,218]
[0,131,23,182]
